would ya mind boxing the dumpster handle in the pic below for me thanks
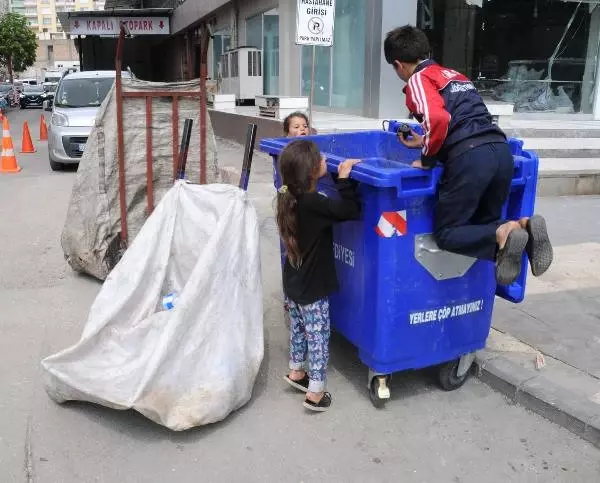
[394,168,442,199]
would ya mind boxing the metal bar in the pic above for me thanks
[239,123,257,191]
[186,33,193,81]
[177,119,194,180]
[146,96,154,214]
[199,25,210,185]
[122,91,202,98]
[115,25,128,244]
[77,35,83,70]
[172,96,179,180]
[309,44,315,131]
[200,68,207,184]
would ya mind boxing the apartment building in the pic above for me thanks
[8,0,106,79]
[10,0,105,39]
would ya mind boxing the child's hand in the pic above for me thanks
[398,130,424,149]
[338,159,361,179]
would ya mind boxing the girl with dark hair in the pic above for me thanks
[282,112,316,317]
[283,112,309,137]
[283,111,318,137]
[276,139,361,412]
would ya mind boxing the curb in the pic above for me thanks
[475,352,600,449]
[537,172,600,197]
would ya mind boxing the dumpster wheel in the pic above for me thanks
[369,375,391,408]
[438,357,474,391]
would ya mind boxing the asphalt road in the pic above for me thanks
[0,108,598,482]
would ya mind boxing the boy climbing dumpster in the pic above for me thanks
[261,130,538,407]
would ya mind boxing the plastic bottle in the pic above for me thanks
[162,292,178,310]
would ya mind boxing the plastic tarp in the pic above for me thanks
[61,78,220,281]
[491,65,575,113]
[43,182,264,431]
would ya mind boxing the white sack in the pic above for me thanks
[61,78,221,281]
[43,181,263,431]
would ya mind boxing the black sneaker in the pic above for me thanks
[283,374,309,393]
[303,392,332,412]
[496,228,529,285]
[525,215,553,277]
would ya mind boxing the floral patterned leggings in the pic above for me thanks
[287,298,330,393]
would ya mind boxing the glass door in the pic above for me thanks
[263,11,280,95]
[246,9,280,96]
[212,32,231,81]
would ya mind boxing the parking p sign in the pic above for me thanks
[296,0,336,47]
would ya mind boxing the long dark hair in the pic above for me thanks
[276,140,322,268]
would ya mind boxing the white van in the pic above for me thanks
[46,70,129,171]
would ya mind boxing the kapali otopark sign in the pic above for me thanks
[70,16,170,36]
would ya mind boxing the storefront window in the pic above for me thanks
[212,33,231,81]
[246,9,280,95]
[301,46,331,106]
[301,0,366,111]
[263,12,280,96]
[246,14,263,50]
[418,0,600,115]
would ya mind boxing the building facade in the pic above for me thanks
[10,0,105,39]
[61,0,600,120]
[169,0,414,119]
[166,0,600,120]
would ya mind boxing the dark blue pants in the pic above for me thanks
[434,142,514,261]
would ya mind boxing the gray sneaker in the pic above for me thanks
[496,228,529,285]
[525,215,553,277]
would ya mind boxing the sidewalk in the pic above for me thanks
[478,196,600,447]
[219,137,600,447]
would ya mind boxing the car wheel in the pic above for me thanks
[20,104,25,109]
[50,159,64,171]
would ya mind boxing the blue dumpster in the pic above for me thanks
[260,131,537,406]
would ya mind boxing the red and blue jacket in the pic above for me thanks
[403,60,506,168]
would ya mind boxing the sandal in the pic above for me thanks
[303,392,332,412]
[283,374,309,393]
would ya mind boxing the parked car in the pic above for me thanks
[20,84,46,109]
[0,83,13,103]
[43,82,57,102]
[46,70,129,171]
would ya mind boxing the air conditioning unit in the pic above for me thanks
[219,46,263,104]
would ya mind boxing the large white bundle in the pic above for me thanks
[44,182,264,431]
[61,78,220,280]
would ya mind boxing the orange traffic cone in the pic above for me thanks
[0,117,21,173]
[40,114,48,141]
[21,121,36,153]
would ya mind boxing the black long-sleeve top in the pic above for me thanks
[283,179,361,305]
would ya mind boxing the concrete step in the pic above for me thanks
[505,128,600,139]
[538,158,600,196]
[522,138,600,158]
